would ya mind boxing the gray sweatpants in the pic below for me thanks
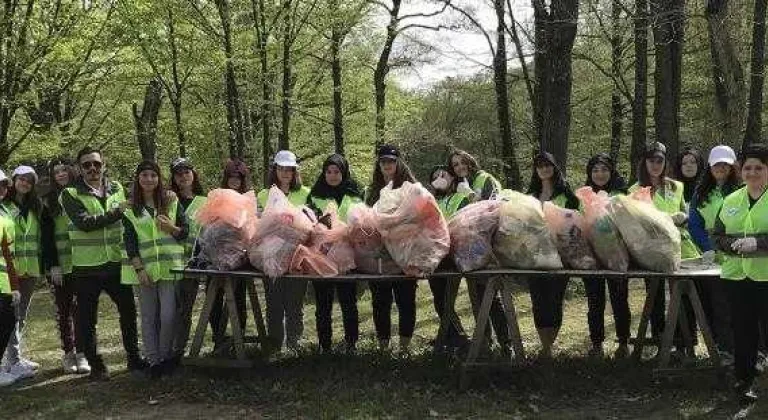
[139,281,177,365]
[4,277,37,366]
[264,278,307,349]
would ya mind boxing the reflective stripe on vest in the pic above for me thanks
[54,212,73,275]
[437,192,469,219]
[122,200,184,284]
[718,187,768,281]
[9,204,40,278]
[65,183,126,267]
[310,194,362,223]
[258,186,310,212]
[184,195,207,257]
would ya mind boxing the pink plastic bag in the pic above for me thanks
[630,186,653,203]
[347,204,401,275]
[374,182,450,277]
[542,201,598,270]
[248,186,314,278]
[195,189,258,241]
[290,244,339,277]
[308,206,356,274]
[575,187,630,272]
[448,201,501,272]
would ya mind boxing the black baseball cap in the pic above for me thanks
[645,141,667,158]
[377,144,400,160]
[170,157,194,173]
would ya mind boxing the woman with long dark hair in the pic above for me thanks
[673,147,707,203]
[582,153,631,358]
[308,154,362,353]
[366,145,418,352]
[122,160,187,379]
[168,158,206,365]
[41,157,90,374]
[525,151,578,358]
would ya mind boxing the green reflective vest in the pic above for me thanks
[4,202,40,278]
[437,191,469,219]
[698,187,725,233]
[183,195,207,258]
[53,210,73,275]
[471,170,502,198]
[310,194,362,223]
[630,180,701,259]
[122,200,185,285]
[65,183,126,268]
[0,215,14,295]
[718,187,768,281]
[257,186,310,212]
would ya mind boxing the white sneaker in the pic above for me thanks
[62,351,78,374]
[19,358,40,370]
[0,371,18,387]
[8,363,35,380]
[75,353,91,374]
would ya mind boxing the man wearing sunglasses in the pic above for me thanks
[60,147,145,380]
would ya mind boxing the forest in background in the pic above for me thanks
[0,0,766,189]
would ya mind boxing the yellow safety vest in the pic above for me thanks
[4,202,40,277]
[310,194,362,223]
[0,215,14,295]
[183,195,207,258]
[471,170,502,198]
[718,187,768,281]
[437,191,470,219]
[122,200,185,284]
[64,183,126,268]
[257,186,310,212]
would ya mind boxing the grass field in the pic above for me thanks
[2,279,765,419]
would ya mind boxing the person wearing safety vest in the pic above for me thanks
[123,161,188,380]
[306,153,362,353]
[427,165,471,352]
[713,144,768,404]
[689,145,741,365]
[446,149,511,355]
[168,157,206,365]
[630,141,701,357]
[0,170,22,387]
[40,157,90,375]
[526,151,579,359]
[61,146,145,381]
[258,150,311,353]
[0,165,42,379]
[365,145,419,352]
[207,158,251,355]
[581,153,631,359]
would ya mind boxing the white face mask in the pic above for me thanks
[431,177,449,191]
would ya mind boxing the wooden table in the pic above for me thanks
[172,266,722,376]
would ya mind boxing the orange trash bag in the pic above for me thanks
[308,204,356,274]
[347,204,401,275]
[195,189,258,241]
[290,244,339,277]
[448,201,501,272]
[542,201,598,270]
[575,187,630,272]
[248,186,314,278]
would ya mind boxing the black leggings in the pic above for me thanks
[369,281,417,340]
[529,278,568,330]
[725,279,768,384]
[583,277,630,345]
[0,295,15,362]
[207,277,247,343]
[645,278,698,347]
[313,281,358,350]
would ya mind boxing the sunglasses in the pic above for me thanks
[81,161,103,170]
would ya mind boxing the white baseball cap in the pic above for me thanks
[0,170,7,183]
[273,150,298,168]
[12,165,38,183]
[708,145,737,167]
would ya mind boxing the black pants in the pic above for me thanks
[207,277,247,344]
[529,278,568,330]
[646,278,698,347]
[696,277,733,352]
[583,277,630,346]
[428,277,468,346]
[74,263,140,369]
[467,278,510,347]
[725,279,768,384]
[369,280,417,340]
[0,294,15,362]
[313,281,358,350]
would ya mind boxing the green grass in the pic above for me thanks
[3,280,765,419]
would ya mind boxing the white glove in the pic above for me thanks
[50,266,63,287]
[671,212,688,226]
[732,237,758,254]
[11,290,20,306]
[701,250,716,266]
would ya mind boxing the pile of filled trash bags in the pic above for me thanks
[191,183,685,278]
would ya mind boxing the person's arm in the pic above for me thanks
[40,205,60,274]
[171,201,189,241]
[688,205,712,252]
[712,211,739,255]
[62,188,123,232]
[122,215,141,260]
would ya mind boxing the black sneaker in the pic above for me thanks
[161,358,178,377]
[127,356,149,372]
[734,380,759,405]
[149,364,163,381]
[88,365,110,382]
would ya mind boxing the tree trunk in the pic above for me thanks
[279,0,293,151]
[251,0,274,181]
[745,0,767,147]
[216,0,245,159]
[533,0,580,172]
[493,0,520,188]
[374,0,402,148]
[167,8,187,157]
[651,0,685,160]
[132,79,163,162]
[609,0,623,163]
[331,25,345,155]
[706,0,747,146]
[508,3,536,119]
[631,0,648,181]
